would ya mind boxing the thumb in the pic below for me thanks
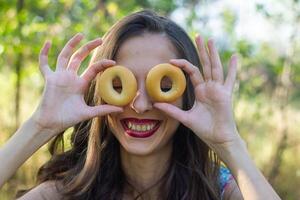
[154,103,186,123]
[84,105,123,119]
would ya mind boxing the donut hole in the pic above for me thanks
[112,76,122,94]
[160,76,172,92]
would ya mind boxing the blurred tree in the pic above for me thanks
[14,0,25,128]
[0,0,299,199]
[0,0,205,130]
[256,0,300,186]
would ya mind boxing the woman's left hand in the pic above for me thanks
[154,35,283,200]
[154,35,241,150]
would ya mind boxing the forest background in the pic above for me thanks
[0,0,299,199]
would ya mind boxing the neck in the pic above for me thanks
[120,142,173,198]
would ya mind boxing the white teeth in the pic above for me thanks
[126,121,157,132]
[142,125,146,131]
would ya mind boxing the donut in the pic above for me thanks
[146,63,186,102]
[98,65,137,106]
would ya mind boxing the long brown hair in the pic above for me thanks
[23,10,221,199]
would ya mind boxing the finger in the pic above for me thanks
[195,35,212,81]
[169,59,204,87]
[81,59,116,83]
[225,54,238,92]
[39,41,52,76]
[67,38,102,73]
[154,103,188,125]
[56,33,84,71]
[83,104,123,119]
[207,39,224,83]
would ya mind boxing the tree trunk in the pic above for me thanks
[268,30,295,184]
[14,0,24,129]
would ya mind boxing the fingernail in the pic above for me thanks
[76,33,84,39]
[45,40,51,45]
[208,38,214,44]
[94,38,102,44]
[197,34,204,43]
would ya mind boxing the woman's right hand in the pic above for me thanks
[31,33,123,137]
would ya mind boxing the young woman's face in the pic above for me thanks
[107,33,183,156]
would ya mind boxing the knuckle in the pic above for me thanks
[72,53,81,61]
[91,61,101,68]
[69,40,78,48]
[203,60,210,67]
[192,65,200,72]
[101,58,109,63]
[182,59,189,65]
[87,42,96,50]
[73,51,84,61]
[90,63,101,71]
[82,45,90,52]
[179,59,188,64]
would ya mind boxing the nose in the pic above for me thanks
[130,83,153,113]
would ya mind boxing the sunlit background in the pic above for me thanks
[0,0,299,199]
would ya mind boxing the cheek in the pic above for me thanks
[164,110,181,134]
[107,115,119,134]
[167,120,180,135]
[162,118,180,147]
[165,98,182,134]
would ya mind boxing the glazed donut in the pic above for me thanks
[98,65,137,106]
[146,63,186,102]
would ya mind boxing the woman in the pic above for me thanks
[1,10,280,199]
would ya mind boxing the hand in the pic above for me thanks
[31,33,123,136]
[154,35,240,149]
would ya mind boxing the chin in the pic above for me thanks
[120,143,157,156]
[119,138,174,157]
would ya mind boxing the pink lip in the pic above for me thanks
[120,118,161,138]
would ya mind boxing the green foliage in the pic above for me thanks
[0,0,300,199]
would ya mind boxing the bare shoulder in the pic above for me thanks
[17,181,63,200]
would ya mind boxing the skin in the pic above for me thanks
[0,32,281,200]
[0,33,123,189]
[107,33,182,196]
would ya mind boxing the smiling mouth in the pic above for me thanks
[120,118,161,138]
